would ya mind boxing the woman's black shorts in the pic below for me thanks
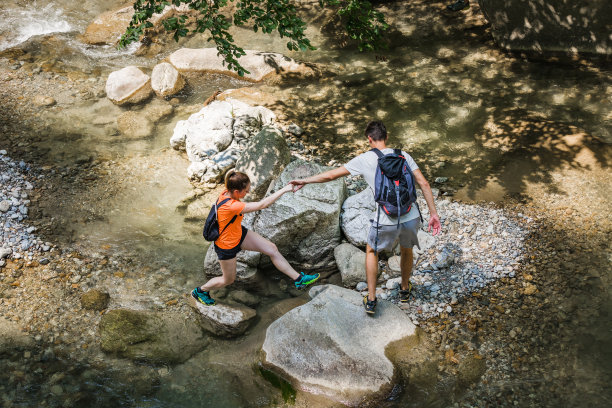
[214,226,248,260]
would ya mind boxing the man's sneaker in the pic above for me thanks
[191,288,216,306]
[447,0,469,11]
[294,272,320,290]
[363,296,377,315]
[399,281,413,303]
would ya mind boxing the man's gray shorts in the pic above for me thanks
[367,218,421,253]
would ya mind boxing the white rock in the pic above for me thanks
[340,188,375,247]
[105,66,152,105]
[151,62,185,97]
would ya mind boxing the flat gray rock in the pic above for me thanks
[334,242,367,288]
[262,285,416,405]
[341,188,375,248]
[190,297,256,338]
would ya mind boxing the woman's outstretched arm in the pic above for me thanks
[242,184,293,214]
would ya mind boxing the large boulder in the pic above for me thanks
[262,285,417,405]
[0,318,34,354]
[479,0,611,57]
[234,126,291,201]
[253,160,347,273]
[341,188,375,248]
[167,48,319,83]
[151,62,185,97]
[105,66,152,105]
[170,99,276,183]
[334,243,368,288]
[189,297,257,338]
[99,309,207,364]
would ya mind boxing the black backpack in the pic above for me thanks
[202,198,238,242]
[371,148,421,251]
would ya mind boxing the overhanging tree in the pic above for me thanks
[119,0,389,76]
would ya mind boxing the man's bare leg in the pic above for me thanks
[365,244,378,301]
[400,246,414,290]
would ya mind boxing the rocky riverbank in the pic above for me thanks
[1,10,611,407]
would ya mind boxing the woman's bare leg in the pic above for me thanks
[241,230,300,280]
[200,257,237,291]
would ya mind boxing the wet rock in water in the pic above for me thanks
[228,290,261,307]
[334,242,368,288]
[234,126,291,201]
[456,353,487,387]
[80,289,110,311]
[32,95,56,107]
[151,62,185,97]
[105,66,152,105]
[168,48,319,83]
[191,298,257,338]
[253,160,347,273]
[341,188,375,248]
[287,123,304,136]
[116,111,153,138]
[262,285,417,405]
[99,309,207,364]
[0,317,34,353]
[171,99,275,183]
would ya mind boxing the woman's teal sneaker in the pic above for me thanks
[294,272,320,290]
[191,288,216,306]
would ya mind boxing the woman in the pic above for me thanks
[192,170,320,306]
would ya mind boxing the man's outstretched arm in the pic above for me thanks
[290,166,350,191]
[412,169,441,236]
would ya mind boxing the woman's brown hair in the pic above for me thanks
[224,170,250,192]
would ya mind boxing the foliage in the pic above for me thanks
[119,0,389,76]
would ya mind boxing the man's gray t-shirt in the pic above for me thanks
[344,149,420,225]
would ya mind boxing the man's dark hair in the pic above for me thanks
[365,121,387,141]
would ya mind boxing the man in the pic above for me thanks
[290,121,441,314]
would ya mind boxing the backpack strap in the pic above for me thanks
[394,148,401,156]
[370,148,384,158]
[215,197,237,236]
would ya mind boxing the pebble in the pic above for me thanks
[356,282,367,291]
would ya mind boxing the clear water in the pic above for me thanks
[0,1,610,407]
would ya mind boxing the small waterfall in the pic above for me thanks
[0,3,72,51]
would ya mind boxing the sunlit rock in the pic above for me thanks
[151,62,185,97]
[334,243,368,288]
[253,160,346,273]
[99,309,207,364]
[171,99,275,183]
[341,188,375,248]
[235,126,291,201]
[262,285,417,405]
[190,298,257,338]
[105,66,152,105]
[167,48,319,83]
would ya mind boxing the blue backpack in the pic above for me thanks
[371,148,421,251]
[202,198,237,242]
